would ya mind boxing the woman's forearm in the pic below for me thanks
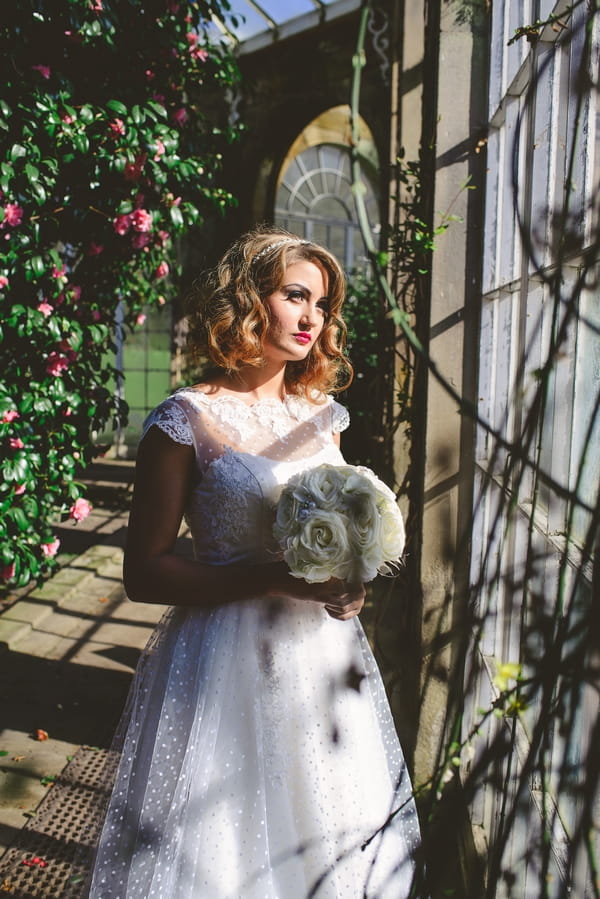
[123,553,296,607]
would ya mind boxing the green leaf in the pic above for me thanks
[10,144,27,161]
[19,394,34,414]
[21,496,40,519]
[106,99,128,116]
[169,205,184,228]
[33,397,53,413]
[31,182,47,204]
[73,132,90,154]
[79,105,94,124]
[29,256,46,278]
[146,101,167,119]
[7,506,30,533]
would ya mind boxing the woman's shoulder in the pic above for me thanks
[141,388,205,446]
[290,390,350,432]
[142,383,248,443]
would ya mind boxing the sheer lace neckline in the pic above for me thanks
[179,387,310,413]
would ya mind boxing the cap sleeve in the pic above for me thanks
[142,396,193,446]
[330,398,350,434]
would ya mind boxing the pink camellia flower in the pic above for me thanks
[186,31,198,46]
[124,153,147,182]
[136,312,147,326]
[131,208,153,233]
[58,339,77,362]
[52,264,67,281]
[145,69,155,81]
[157,230,170,247]
[89,0,103,11]
[154,139,165,162]
[113,213,131,235]
[172,107,188,127]
[191,47,209,63]
[0,275,8,288]
[46,351,70,377]
[32,64,51,79]
[86,242,104,256]
[41,538,60,559]
[70,285,82,302]
[37,301,53,317]
[1,562,16,582]
[9,438,24,449]
[131,232,151,250]
[69,497,92,522]
[14,483,26,495]
[3,204,23,227]
[2,409,19,423]
[155,261,169,279]
[109,118,126,137]
[61,113,75,125]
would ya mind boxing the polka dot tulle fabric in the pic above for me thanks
[87,390,420,897]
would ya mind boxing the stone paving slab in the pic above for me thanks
[0,460,176,872]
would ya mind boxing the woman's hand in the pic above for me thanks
[267,567,365,620]
[320,580,366,620]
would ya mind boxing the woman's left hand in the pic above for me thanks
[322,581,365,620]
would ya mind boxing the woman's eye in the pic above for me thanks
[285,290,304,302]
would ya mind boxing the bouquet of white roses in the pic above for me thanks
[273,464,405,585]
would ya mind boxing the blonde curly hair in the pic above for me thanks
[187,226,353,396]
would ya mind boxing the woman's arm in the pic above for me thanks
[123,426,364,618]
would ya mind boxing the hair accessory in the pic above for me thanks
[253,238,311,263]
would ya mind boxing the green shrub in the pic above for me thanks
[0,0,240,586]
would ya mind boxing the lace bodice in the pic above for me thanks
[143,388,349,565]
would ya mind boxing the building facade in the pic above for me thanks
[114,1,599,893]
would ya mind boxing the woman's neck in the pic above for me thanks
[214,364,288,402]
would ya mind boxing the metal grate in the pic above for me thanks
[0,746,117,897]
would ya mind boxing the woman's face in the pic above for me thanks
[261,260,329,365]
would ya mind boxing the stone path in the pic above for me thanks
[0,460,173,895]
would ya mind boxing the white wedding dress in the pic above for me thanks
[88,388,420,898]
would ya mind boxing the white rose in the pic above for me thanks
[379,499,405,563]
[295,464,348,511]
[284,509,351,583]
[273,484,304,542]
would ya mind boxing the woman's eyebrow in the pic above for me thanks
[281,282,329,301]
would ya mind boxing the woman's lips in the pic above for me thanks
[294,333,311,345]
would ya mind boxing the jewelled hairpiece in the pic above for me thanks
[253,238,311,263]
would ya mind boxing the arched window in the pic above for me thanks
[274,108,380,270]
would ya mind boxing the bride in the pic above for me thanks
[87,226,420,897]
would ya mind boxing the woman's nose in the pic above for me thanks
[299,306,317,329]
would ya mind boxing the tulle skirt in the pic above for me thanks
[87,597,419,898]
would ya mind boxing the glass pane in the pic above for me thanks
[312,195,351,221]
[258,0,314,24]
